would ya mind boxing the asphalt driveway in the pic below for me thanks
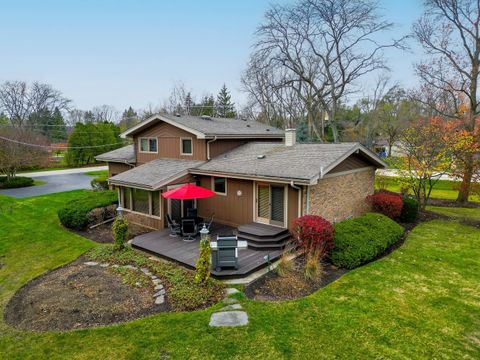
[0,173,94,198]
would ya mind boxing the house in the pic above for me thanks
[96,114,386,276]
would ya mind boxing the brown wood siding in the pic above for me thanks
[287,186,300,229]
[124,210,163,230]
[329,153,372,173]
[108,162,132,177]
[134,122,207,164]
[196,176,253,227]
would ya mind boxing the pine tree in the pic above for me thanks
[215,84,236,118]
[119,106,139,131]
[50,107,67,142]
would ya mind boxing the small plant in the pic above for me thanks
[374,175,389,191]
[276,248,294,277]
[112,217,129,251]
[304,250,323,281]
[90,177,109,191]
[366,192,403,219]
[400,196,419,223]
[195,234,211,283]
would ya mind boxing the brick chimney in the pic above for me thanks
[285,128,296,147]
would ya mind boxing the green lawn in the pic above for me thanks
[85,170,108,182]
[377,176,480,202]
[0,192,479,359]
[427,206,480,221]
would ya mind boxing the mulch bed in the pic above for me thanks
[245,256,347,301]
[245,209,450,302]
[427,198,480,208]
[4,256,168,331]
[74,222,150,243]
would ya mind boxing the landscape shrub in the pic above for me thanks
[0,176,34,189]
[195,235,211,283]
[112,217,129,250]
[90,177,109,191]
[400,196,419,223]
[292,215,335,257]
[366,192,403,219]
[57,190,118,230]
[331,213,404,269]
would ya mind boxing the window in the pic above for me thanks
[213,177,227,195]
[123,188,131,209]
[139,138,157,153]
[151,191,160,217]
[132,188,149,214]
[181,138,193,155]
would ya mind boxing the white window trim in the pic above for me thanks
[138,137,158,154]
[211,176,227,196]
[180,137,193,156]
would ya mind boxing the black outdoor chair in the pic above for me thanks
[166,214,181,237]
[186,207,198,218]
[181,219,197,242]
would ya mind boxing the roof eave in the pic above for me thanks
[189,169,311,185]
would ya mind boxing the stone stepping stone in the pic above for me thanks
[84,261,98,266]
[100,263,110,268]
[223,298,239,304]
[154,284,164,291]
[225,288,240,296]
[220,304,243,311]
[153,289,166,297]
[123,265,136,270]
[152,279,161,285]
[209,311,248,327]
[155,295,165,305]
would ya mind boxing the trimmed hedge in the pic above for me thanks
[0,176,34,189]
[366,192,403,219]
[331,213,404,269]
[400,196,419,223]
[58,190,118,230]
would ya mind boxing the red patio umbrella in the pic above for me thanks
[161,183,216,200]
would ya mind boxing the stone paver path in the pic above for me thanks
[209,287,248,327]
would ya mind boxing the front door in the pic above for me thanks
[256,183,285,227]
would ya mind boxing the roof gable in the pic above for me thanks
[121,114,285,139]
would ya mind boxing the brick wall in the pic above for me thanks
[307,168,375,223]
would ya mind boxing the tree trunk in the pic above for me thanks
[388,143,392,157]
[456,153,473,203]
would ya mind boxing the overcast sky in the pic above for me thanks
[0,0,424,113]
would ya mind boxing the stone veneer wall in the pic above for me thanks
[307,168,375,223]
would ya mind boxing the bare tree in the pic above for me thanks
[91,105,119,123]
[253,0,404,142]
[0,128,49,178]
[0,81,70,127]
[412,0,480,202]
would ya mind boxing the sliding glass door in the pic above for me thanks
[256,183,285,227]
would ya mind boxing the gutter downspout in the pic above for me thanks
[207,136,217,160]
[290,181,302,217]
[305,185,310,215]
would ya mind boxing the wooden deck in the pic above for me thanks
[131,223,284,279]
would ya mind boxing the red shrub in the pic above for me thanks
[366,193,403,219]
[291,215,335,257]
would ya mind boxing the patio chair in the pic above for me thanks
[181,219,197,242]
[201,213,215,232]
[186,207,198,218]
[166,214,181,237]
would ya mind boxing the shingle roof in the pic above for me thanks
[191,142,382,183]
[95,145,135,164]
[109,158,205,190]
[121,114,285,138]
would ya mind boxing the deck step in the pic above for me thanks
[236,222,291,250]
[237,222,289,238]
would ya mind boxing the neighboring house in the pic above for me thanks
[96,113,386,250]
